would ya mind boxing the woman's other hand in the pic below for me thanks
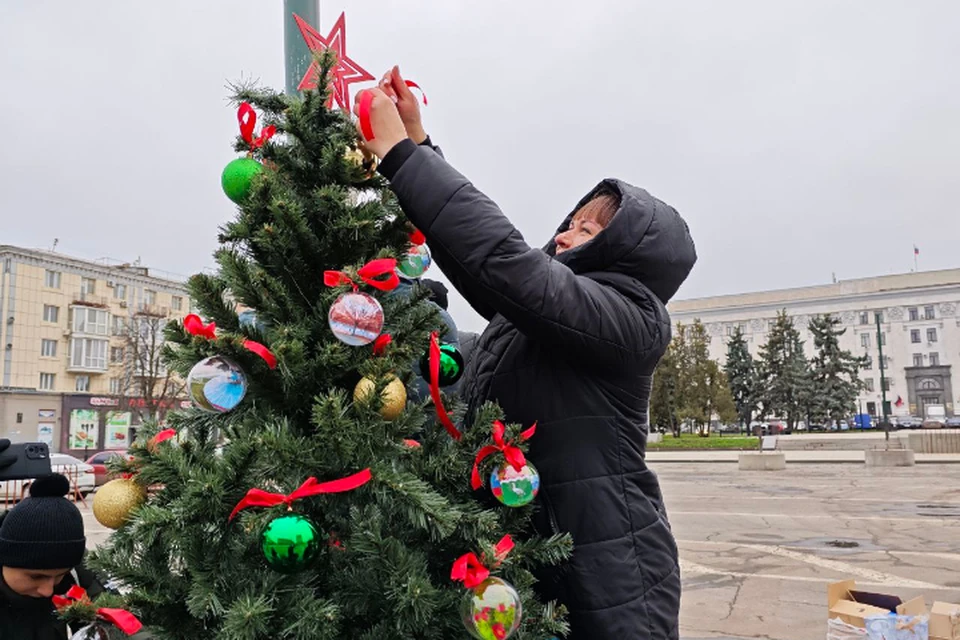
[353,87,407,158]
[378,65,427,144]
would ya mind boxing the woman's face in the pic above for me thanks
[554,194,618,255]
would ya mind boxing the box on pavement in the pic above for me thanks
[930,602,960,640]
[829,580,927,629]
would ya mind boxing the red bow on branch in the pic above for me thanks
[324,258,399,292]
[229,469,372,521]
[238,103,276,150]
[183,315,277,369]
[429,332,461,440]
[152,429,177,446]
[53,585,143,636]
[373,333,392,356]
[451,535,515,590]
[409,229,426,246]
[470,421,537,490]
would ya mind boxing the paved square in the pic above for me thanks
[79,462,960,639]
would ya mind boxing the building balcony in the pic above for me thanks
[66,363,108,374]
[136,304,170,317]
[72,291,110,308]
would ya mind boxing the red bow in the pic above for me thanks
[409,229,426,246]
[53,585,143,636]
[324,258,399,292]
[242,339,277,369]
[429,332,461,440]
[151,429,177,446]
[373,333,392,356]
[403,439,421,449]
[470,421,537,490]
[238,103,276,150]
[229,469,372,521]
[451,535,515,590]
[183,314,217,339]
[405,80,428,105]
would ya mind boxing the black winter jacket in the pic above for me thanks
[381,139,697,640]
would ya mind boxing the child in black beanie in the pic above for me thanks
[0,473,107,638]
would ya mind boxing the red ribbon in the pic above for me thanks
[238,103,276,149]
[53,585,143,636]
[229,469,372,521]
[152,429,177,445]
[242,339,277,369]
[373,333,392,356]
[429,332,461,440]
[409,229,426,246]
[324,258,400,292]
[184,314,217,339]
[470,421,537,490]
[405,80,428,105]
[357,90,375,141]
[451,535,515,590]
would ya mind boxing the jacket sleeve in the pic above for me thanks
[408,138,500,321]
[382,141,665,364]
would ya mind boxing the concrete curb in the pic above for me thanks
[646,451,960,464]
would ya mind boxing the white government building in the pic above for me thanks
[668,269,960,421]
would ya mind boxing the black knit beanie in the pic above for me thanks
[0,474,86,569]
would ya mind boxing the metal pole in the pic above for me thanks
[876,314,890,447]
[284,0,320,96]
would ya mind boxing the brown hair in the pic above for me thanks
[574,187,620,228]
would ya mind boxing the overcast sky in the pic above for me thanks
[2,1,958,332]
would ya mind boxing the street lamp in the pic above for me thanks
[283,1,320,96]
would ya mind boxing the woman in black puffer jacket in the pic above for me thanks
[360,69,697,640]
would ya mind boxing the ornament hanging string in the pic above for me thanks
[53,585,143,636]
[182,315,277,368]
[470,421,537,490]
[373,333,392,356]
[451,535,515,589]
[237,103,276,150]
[229,469,372,521]
[324,258,400,292]
[430,332,462,440]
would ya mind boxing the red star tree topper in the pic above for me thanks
[295,12,374,111]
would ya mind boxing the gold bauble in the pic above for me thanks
[344,147,378,178]
[93,478,146,530]
[353,375,407,421]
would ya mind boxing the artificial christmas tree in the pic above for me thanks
[88,52,570,640]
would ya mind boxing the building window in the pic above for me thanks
[862,355,873,369]
[72,307,110,336]
[880,332,886,346]
[114,283,127,299]
[144,289,157,305]
[866,401,877,416]
[881,356,890,370]
[81,277,96,295]
[39,373,56,390]
[874,311,884,324]
[908,307,919,321]
[930,353,940,367]
[44,270,61,289]
[859,312,869,325]
[171,295,183,311]
[927,328,938,343]
[112,316,127,336]
[109,378,123,394]
[42,305,60,323]
[110,346,125,364]
[861,333,871,348]
[911,329,921,343]
[75,375,90,392]
[864,378,875,392]
[882,378,891,391]
[913,354,924,367]
[70,338,108,371]
[924,305,935,320]
[40,339,58,358]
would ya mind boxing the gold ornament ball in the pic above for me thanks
[93,478,146,530]
[354,375,407,421]
[344,147,378,178]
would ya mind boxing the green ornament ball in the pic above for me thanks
[221,157,263,204]
[420,342,465,387]
[261,514,319,574]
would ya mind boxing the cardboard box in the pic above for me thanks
[829,580,928,629]
[930,602,960,640]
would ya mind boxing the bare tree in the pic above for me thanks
[115,311,185,423]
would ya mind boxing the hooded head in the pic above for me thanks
[545,179,697,304]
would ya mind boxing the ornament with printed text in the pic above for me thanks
[328,292,384,346]
[188,356,248,413]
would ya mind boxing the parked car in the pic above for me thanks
[945,417,960,428]
[922,418,946,429]
[85,450,133,486]
[898,417,923,429]
[0,453,95,502]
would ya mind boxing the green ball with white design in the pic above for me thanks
[261,514,320,573]
[221,157,263,204]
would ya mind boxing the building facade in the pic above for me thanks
[0,245,191,453]
[668,269,960,420]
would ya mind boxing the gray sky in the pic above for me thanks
[2,1,958,332]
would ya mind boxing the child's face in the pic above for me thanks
[2,566,69,598]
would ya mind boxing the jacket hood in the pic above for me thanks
[544,179,697,304]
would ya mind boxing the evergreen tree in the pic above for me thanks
[808,314,866,425]
[650,339,681,437]
[724,326,756,432]
[676,321,736,436]
[756,310,812,431]
[88,57,570,640]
